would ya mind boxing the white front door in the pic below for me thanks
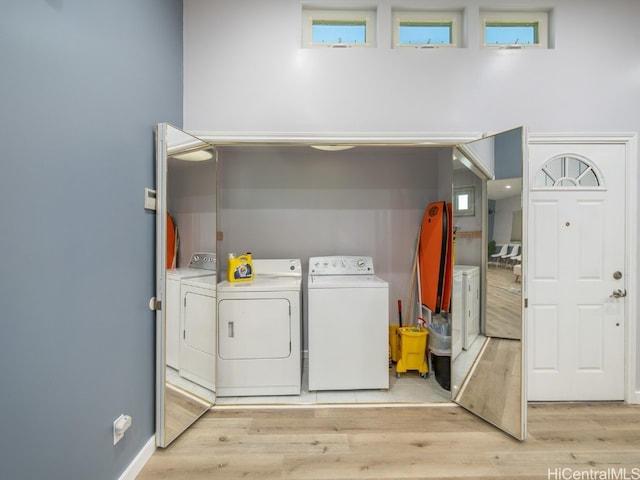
[527,142,627,401]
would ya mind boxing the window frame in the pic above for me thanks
[302,8,377,48]
[532,155,604,190]
[480,10,549,49]
[454,186,476,217]
[392,10,463,49]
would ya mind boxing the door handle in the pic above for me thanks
[149,297,161,311]
[610,289,627,299]
[228,321,234,337]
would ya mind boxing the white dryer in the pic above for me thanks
[216,259,302,397]
[179,274,216,391]
[165,252,216,370]
[307,255,389,391]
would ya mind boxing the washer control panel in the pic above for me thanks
[188,252,217,271]
[309,256,374,275]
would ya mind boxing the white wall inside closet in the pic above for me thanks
[167,159,217,268]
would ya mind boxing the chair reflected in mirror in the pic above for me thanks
[502,244,520,268]
[490,244,509,267]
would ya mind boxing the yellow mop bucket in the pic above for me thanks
[395,326,429,377]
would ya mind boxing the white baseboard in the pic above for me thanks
[118,435,156,480]
[627,390,640,405]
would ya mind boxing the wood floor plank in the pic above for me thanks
[282,451,505,479]
[164,432,350,455]
[137,453,284,480]
[485,266,522,340]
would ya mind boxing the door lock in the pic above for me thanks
[610,289,627,299]
[613,271,623,280]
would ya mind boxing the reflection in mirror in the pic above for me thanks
[155,124,218,447]
[485,176,522,340]
[450,128,525,440]
[453,186,475,217]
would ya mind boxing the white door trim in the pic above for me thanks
[528,132,638,404]
[193,131,481,146]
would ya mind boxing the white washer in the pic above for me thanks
[307,255,389,391]
[179,274,216,391]
[165,253,216,370]
[452,265,480,359]
[216,259,302,397]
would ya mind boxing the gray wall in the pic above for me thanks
[0,2,182,479]
[495,129,524,180]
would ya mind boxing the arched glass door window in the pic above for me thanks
[533,155,601,188]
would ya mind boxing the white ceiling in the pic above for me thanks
[488,177,522,200]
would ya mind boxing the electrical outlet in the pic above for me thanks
[113,414,132,445]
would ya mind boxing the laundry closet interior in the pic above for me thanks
[155,124,525,446]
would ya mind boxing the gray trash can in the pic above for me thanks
[427,322,451,391]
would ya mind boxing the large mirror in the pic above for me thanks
[154,124,218,447]
[450,127,526,440]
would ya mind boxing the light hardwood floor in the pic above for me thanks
[455,337,522,438]
[163,384,211,446]
[138,402,640,479]
[486,266,522,340]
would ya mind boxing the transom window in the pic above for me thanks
[533,155,601,188]
[302,9,376,48]
[313,20,366,44]
[486,23,538,45]
[393,10,462,48]
[481,11,549,48]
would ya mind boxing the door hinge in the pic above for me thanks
[524,298,528,308]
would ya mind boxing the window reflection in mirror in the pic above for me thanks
[454,186,475,216]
